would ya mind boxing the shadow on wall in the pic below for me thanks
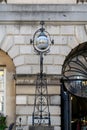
[77,0,87,3]
[0,0,7,3]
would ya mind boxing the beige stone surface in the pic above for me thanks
[0,23,87,76]
[0,50,15,126]
[0,5,87,129]
[0,25,6,45]
[16,85,60,95]
[16,96,27,104]
[75,25,87,43]
[50,95,61,105]
[8,45,20,58]
[51,116,61,125]
[13,55,25,66]
[7,0,76,4]
[1,36,14,52]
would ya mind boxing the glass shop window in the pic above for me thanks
[0,69,6,114]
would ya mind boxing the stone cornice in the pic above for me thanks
[0,4,87,23]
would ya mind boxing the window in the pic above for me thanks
[0,69,6,114]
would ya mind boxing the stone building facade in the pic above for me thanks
[0,3,87,130]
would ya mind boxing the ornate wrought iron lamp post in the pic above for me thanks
[30,21,54,126]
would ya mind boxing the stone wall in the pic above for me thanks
[5,0,76,4]
[15,76,61,130]
[3,0,87,4]
[0,22,85,130]
[0,23,87,75]
[0,4,87,130]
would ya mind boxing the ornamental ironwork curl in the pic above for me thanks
[62,42,87,98]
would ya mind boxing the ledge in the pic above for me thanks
[0,4,87,23]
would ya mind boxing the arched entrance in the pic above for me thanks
[62,42,87,130]
[0,50,15,126]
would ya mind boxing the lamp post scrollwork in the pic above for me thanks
[30,21,54,126]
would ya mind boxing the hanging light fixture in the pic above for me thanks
[30,21,54,53]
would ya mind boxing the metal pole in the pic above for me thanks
[61,79,71,130]
[40,52,43,79]
[40,52,43,121]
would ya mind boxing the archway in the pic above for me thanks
[62,42,87,130]
[0,49,15,126]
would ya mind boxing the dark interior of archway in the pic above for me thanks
[71,95,87,129]
[72,96,87,119]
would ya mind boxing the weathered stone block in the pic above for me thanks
[44,55,53,64]
[28,96,35,105]
[16,65,32,74]
[51,116,61,125]
[46,65,62,74]
[29,126,54,130]
[48,86,60,95]
[53,55,65,65]
[20,25,32,34]
[16,106,34,115]
[13,55,25,66]
[22,126,29,130]
[60,36,68,45]
[16,96,27,104]
[14,36,25,44]
[1,36,14,52]
[75,25,87,43]
[50,95,61,105]
[25,36,31,44]
[67,36,79,49]
[54,36,68,45]
[6,25,20,34]
[16,98,61,116]
[25,55,39,64]
[8,0,76,4]
[60,26,74,35]
[49,106,61,115]
[59,46,71,56]
[32,65,46,74]
[50,46,59,54]
[0,25,6,45]
[46,25,59,35]
[16,85,60,95]
[54,126,61,130]
[8,45,20,58]
[16,86,35,95]
[28,116,32,125]
[31,65,40,74]
[20,45,32,54]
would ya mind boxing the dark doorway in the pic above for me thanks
[71,95,87,130]
[61,85,87,130]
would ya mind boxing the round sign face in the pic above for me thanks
[35,35,49,52]
[33,30,51,53]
